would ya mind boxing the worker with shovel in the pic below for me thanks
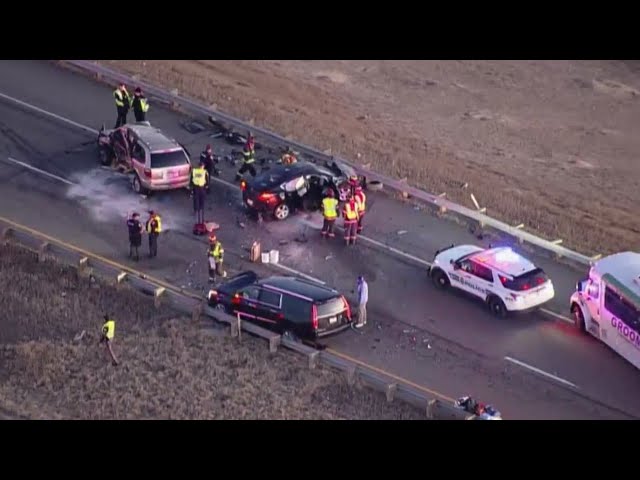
[99,314,119,366]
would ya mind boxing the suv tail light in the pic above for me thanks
[342,295,351,320]
[143,168,152,178]
[311,304,318,330]
[232,293,241,306]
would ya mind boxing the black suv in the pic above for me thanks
[207,271,353,340]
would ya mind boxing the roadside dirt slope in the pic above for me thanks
[0,244,423,420]
[103,60,640,255]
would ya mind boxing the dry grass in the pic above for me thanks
[101,60,640,255]
[0,244,423,420]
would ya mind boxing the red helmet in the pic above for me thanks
[355,185,363,192]
[209,234,217,243]
[326,189,334,197]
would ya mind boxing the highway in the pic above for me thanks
[1,60,639,419]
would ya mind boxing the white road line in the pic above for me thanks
[541,308,573,324]
[0,92,98,135]
[504,356,578,389]
[0,89,579,327]
[269,263,326,285]
[4,156,76,186]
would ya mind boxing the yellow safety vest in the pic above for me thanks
[355,191,366,213]
[146,216,162,233]
[209,242,224,260]
[114,89,131,107]
[322,197,338,219]
[192,167,207,187]
[140,98,150,112]
[344,202,358,221]
[103,320,115,340]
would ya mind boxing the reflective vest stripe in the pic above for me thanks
[243,152,255,164]
[114,89,130,107]
[355,192,366,212]
[146,216,162,233]
[140,98,149,112]
[209,243,224,259]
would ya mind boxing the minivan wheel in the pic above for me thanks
[488,296,507,318]
[132,175,148,195]
[431,269,450,290]
[573,305,586,332]
[274,203,290,221]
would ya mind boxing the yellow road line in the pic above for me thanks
[0,213,457,405]
[326,348,455,402]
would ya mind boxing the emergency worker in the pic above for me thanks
[354,185,366,233]
[100,314,119,366]
[200,144,220,181]
[126,212,143,261]
[207,234,226,282]
[191,161,209,225]
[145,211,162,258]
[342,195,359,246]
[113,83,132,128]
[236,145,256,181]
[281,147,297,165]
[132,87,150,122]
[321,189,339,238]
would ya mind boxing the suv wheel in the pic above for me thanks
[274,203,290,221]
[431,269,450,290]
[282,330,300,342]
[488,296,507,318]
[132,175,148,195]
[572,305,586,332]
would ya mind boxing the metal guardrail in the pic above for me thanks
[0,218,472,420]
[59,60,596,267]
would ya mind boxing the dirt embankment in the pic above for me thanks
[102,60,640,255]
[0,243,423,420]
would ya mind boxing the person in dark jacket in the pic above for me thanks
[132,87,150,122]
[200,144,220,184]
[113,83,132,128]
[126,212,143,261]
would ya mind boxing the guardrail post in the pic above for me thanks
[78,257,92,278]
[230,314,241,341]
[346,365,357,386]
[386,383,397,403]
[154,287,165,308]
[308,351,319,370]
[426,399,437,419]
[192,301,203,323]
[1,227,13,244]
[269,335,281,353]
[37,242,50,262]
[116,272,128,285]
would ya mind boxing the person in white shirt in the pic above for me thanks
[355,275,368,328]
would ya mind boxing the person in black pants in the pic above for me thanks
[113,83,132,128]
[132,87,150,123]
[145,211,162,258]
[126,212,143,261]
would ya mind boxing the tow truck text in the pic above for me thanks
[611,317,640,350]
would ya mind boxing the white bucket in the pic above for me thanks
[261,252,270,264]
[269,250,279,264]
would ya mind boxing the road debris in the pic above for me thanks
[73,330,86,343]
[397,230,408,235]
[279,239,289,246]
[325,255,334,261]
[61,291,66,298]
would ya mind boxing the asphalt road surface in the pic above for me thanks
[1,60,639,420]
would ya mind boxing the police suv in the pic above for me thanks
[429,245,555,316]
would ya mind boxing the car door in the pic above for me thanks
[255,288,283,329]
[454,259,493,300]
[232,285,262,322]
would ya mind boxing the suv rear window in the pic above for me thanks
[150,150,189,169]
[316,296,346,318]
[499,268,549,291]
